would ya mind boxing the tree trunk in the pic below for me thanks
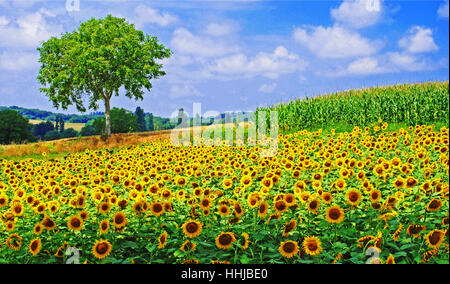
[105,98,111,138]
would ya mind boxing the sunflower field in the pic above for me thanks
[0,122,448,264]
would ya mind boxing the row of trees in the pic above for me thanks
[0,110,81,144]
[0,107,169,145]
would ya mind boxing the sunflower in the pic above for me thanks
[33,223,43,235]
[6,233,22,251]
[218,204,230,217]
[11,202,24,217]
[79,210,89,221]
[181,220,203,238]
[241,232,250,250]
[240,175,253,188]
[299,191,310,203]
[5,220,14,232]
[0,194,8,208]
[369,189,382,203]
[278,240,299,258]
[112,211,128,229]
[180,240,196,252]
[294,180,307,192]
[183,259,199,264]
[99,220,109,234]
[321,192,333,204]
[233,202,244,218]
[199,197,212,209]
[425,230,445,249]
[150,202,165,216]
[405,177,419,188]
[247,195,259,208]
[158,231,168,249]
[334,178,347,191]
[282,220,297,237]
[215,232,236,250]
[345,189,362,206]
[92,239,112,259]
[260,178,273,189]
[406,224,426,238]
[258,201,269,218]
[426,199,442,212]
[222,178,233,189]
[55,242,69,258]
[175,176,187,187]
[302,236,322,256]
[29,238,41,256]
[284,193,296,206]
[392,223,403,242]
[274,200,288,214]
[68,215,84,231]
[385,254,395,264]
[307,198,320,214]
[325,205,345,224]
[98,201,111,214]
[420,249,439,263]
[40,216,56,230]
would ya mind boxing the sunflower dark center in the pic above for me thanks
[349,193,358,202]
[219,234,232,245]
[96,243,108,254]
[283,242,296,253]
[429,200,440,209]
[186,223,199,233]
[329,209,340,220]
[71,218,81,228]
[429,231,442,245]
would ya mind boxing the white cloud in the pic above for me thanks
[388,52,429,72]
[0,11,62,48]
[346,56,387,75]
[209,46,307,79]
[0,0,43,8]
[205,22,234,36]
[258,82,277,93]
[438,0,449,19]
[0,16,9,26]
[171,27,239,58]
[0,51,39,71]
[398,26,438,53]
[134,4,178,28]
[331,0,383,29]
[293,25,383,59]
[169,84,203,99]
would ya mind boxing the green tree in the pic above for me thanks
[0,110,34,144]
[147,113,154,131]
[61,128,78,138]
[135,107,146,132]
[59,116,65,133]
[93,107,139,135]
[37,15,171,138]
[43,130,62,141]
[55,116,59,132]
[32,121,55,140]
[80,124,98,137]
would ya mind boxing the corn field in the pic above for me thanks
[257,82,449,133]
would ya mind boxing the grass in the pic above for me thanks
[0,130,172,160]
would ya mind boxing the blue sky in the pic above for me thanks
[0,0,448,117]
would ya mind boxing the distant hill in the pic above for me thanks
[0,106,103,123]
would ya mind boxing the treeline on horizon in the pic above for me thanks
[0,106,177,145]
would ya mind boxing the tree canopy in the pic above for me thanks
[37,14,171,137]
[0,110,34,145]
